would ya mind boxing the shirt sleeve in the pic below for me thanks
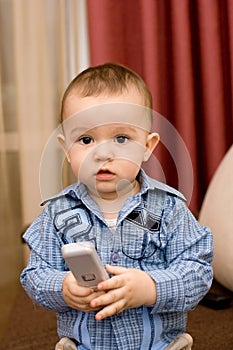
[20,208,70,312]
[147,196,213,314]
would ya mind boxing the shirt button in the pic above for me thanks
[166,299,173,309]
[111,252,120,263]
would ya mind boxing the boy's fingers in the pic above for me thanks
[95,300,125,320]
[67,284,94,297]
[105,264,128,275]
[97,265,132,291]
[97,273,124,291]
[91,288,121,308]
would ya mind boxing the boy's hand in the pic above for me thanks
[90,264,157,320]
[62,272,105,312]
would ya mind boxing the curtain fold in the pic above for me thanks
[11,0,87,224]
[87,0,233,213]
[195,0,231,174]
[13,0,61,224]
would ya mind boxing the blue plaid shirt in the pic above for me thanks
[21,170,213,349]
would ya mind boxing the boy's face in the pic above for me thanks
[59,89,159,200]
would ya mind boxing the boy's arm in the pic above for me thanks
[148,199,213,314]
[20,211,69,312]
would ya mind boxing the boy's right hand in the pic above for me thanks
[62,272,105,312]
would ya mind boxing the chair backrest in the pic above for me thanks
[199,144,233,291]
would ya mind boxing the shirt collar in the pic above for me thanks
[139,169,186,201]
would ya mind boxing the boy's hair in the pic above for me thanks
[60,62,152,121]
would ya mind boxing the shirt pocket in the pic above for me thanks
[121,220,161,261]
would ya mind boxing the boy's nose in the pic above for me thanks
[93,142,114,161]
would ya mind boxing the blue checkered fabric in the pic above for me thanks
[21,170,213,349]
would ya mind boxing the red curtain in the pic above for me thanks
[87,0,233,213]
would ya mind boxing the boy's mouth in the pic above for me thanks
[96,168,115,180]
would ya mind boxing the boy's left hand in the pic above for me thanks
[90,264,157,320]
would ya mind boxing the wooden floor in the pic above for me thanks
[0,281,20,339]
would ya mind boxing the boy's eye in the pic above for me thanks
[79,136,93,145]
[115,135,129,144]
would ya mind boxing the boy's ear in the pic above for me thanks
[143,132,160,161]
[57,134,71,163]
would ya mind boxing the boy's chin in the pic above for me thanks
[85,178,137,200]
[95,185,118,199]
